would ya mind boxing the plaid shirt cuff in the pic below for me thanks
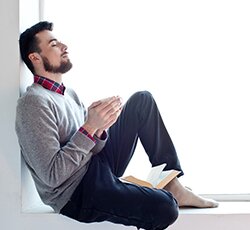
[78,127,96,143]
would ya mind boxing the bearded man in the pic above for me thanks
[16,21,218,230]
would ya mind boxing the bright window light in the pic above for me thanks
[42,0,250,195]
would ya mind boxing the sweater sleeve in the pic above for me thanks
[15,94,95,188]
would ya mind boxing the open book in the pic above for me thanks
[122,164,181,189]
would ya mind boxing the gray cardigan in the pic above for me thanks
[15,83,107,212]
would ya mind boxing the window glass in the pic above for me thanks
[43,0,250,195]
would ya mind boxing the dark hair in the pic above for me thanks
[19,21,53,74]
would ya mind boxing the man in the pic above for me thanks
[16,21,218,230]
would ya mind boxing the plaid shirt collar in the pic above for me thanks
[34,75,66,95]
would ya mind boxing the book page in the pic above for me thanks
[155,170,181,189]
[146,163,166,187]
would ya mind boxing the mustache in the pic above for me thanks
[61,51,68,56]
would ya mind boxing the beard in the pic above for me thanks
[42,56,73,74]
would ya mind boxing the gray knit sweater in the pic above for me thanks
[15,83,107,212]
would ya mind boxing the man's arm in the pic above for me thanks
[15,95,95,188]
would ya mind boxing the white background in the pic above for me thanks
[1,0,250,229]
[43,0,250,194]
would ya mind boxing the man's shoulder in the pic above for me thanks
[17,84,54,107]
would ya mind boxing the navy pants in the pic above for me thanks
[60,91,183,230]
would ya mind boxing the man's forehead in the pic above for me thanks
[36,30,57,44]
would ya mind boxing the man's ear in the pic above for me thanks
[28,52,41,64]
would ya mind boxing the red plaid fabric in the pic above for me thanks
[79,127,96,143]
[34,75,65,95]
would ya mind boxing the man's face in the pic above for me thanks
[36,30,72,73]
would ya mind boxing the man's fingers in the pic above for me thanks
[87,96,123,131]
[89,96,116,109]
[89,100,102,109]
[90,96,122,112]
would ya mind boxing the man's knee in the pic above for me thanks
[150,191,179,229]
[128,90,156,111]
[131,90,153,101]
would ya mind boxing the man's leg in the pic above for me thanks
[103,91,182,177]
[60,155,179,230]
[61,91,181,229]
[104,91,218,208]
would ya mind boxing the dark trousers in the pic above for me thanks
[60,91,183,230]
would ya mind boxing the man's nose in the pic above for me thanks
[59,42,68,51]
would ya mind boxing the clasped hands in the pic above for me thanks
[82,96,123,137]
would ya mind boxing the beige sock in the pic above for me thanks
[164,178,219,208]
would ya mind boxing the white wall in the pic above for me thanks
[1,0,250,229]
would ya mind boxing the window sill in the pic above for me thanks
[22,204,54,214]
[23,201,250,215]
[179,201,250,215]
[21,202,250,230]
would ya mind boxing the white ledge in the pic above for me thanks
[23,201,250,215]
[179,201,250,215]
[21,202,250,230]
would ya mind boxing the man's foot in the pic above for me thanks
[164,178,219,208]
